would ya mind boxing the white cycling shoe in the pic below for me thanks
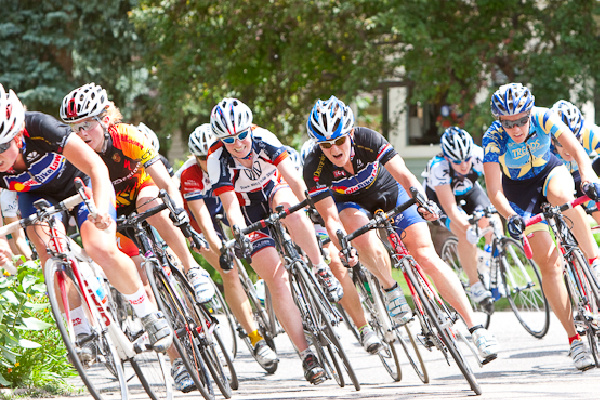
[472,327,498,364]
[187,267,215,303]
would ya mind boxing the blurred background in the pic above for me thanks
[3,0,600,174]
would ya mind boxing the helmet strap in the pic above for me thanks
[97,118,110,154]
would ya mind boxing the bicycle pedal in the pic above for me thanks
[311,374,327,385]
[482,354,497,365]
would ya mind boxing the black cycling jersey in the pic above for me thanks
[0,111,87,197]
[303,127,400,213]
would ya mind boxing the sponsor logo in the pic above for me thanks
[26,151,39,162]
[243,161,263,181]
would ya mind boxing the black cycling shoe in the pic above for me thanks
[302,353,326,384]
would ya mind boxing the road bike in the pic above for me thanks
[227,199,360,390]
[339,188,482,395]
[117,190,238,399]
[0,178,171,400]
[523,194,600,367]
[440,206,549,337]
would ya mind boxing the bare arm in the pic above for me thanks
[219,191,247,230]
[435,184,469,233]
[146,161,185,208]
[314,195,346,250]
[483,161,515,219]
[384,154,424,195]
[188,198,222,253]
[277,156,306,202]
[556,130,597,185]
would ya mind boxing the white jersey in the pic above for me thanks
[422,145,484,196]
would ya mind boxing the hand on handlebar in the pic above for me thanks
[88,211,113,230]
[340,246,359,267]
[582,182,600,202]
[417,200,441,221]
[232,226,253,263]
[507,214,526,240]
[171,207,190,227]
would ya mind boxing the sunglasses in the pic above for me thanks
[221,129,250,144]
[69,118,100,132]
[450,157,472,165]
[196,155,208,161]
[318,135,348,149]
[0,139,12,155]
[500,114,530,129]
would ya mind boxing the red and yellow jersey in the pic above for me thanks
[102,123,159,211]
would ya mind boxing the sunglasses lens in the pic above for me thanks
[222,129,249,144]
[238,130,249,141]
[319,135,347,149]
[222,137,235,144]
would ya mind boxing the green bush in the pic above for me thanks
[0,259,77,392]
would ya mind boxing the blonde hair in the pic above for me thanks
[102,102,123,126]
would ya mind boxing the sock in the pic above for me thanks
[123,286,158,318]
[469,324,484,334]
[299,348,313,360]
[70,306,91,336]
[358,324,369,333]
[248,329,263,347]
[568,333,581,344]
[384,282,399,292]
[588,258,597,266]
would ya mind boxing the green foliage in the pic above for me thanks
[0,260,76,390]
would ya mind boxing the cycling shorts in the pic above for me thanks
[1,189,18,218]
[502,157,566,235]
[116,176,156,216]
[427,182,491,229]
[336,183,424,236]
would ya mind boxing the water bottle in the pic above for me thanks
[254,278,265,306]
[79,261,107,304]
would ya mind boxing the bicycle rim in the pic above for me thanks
[440,237,491,329]
[500,237,550,339]
[299,269,360,391]
[45,258,128,400]
[146,261,214,400]
[208,283,238,360]
[406,263,481,395]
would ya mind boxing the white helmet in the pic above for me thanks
[136,122,160,151]
[300,139,316,167]
[189,123,215,157]
[441,127,474,162]
[210,98,253,138]
[60,83,109,123]
[0,84,25,145]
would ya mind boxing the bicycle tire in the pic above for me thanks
[208,282,238,360]
[440,237,491,329]
[405,260,481,395]
[296,263,360,391]
[353,271,401,381]
[45,258,129,400]
[145,260,214,400]
[499,237,550,339]
[567,249,600,367]
[109,287,173,400]
[396,324,429,383]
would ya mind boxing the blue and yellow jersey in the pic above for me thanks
[550,122,600,174]
[483,106,569,181]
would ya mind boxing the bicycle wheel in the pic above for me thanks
[45,258,128,400]
[145,260,214,400]
[499,237,550,339]
[297,265,360,391]
[567,249,600,367]
[110,288,173,400]
[208,282,238,360]
[396,324,429,383]
[405,260,481,395]
[440,237,491,329]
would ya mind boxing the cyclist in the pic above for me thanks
[60,83,215,305]
[550,101,600,228]
[302,95,499,363]
[423,127,502,303]
[299,139,383,354]
[179,123,279,371]
[207,97,343,384]
[483,82,596,370]
[136,122,174,177]
[0,83,172,354]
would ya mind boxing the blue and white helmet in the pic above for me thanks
[551,100,584,140]
[189,123,215,157]
[285,146,301,172]
[0,84,25,145]
[210,98,253,138]
[490,83,535,119]
[441,127,473,162]
[300,139,317,167]
[306,95,354,142]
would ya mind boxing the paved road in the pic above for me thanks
[49,312,599,400]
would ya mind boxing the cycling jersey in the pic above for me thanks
[101,123,159,213]
[551,122,600,174]
[178,158,223,233]
[422,145,484,197]
[207,126,289,207]
[483,106,569,180]
[0,112,87,197]
[0,189,18,218]
[304,127,400,211]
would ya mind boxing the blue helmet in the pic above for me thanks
[490,83,535,119]
[551,100,584,140]
[441,127,473,162]
[306,95,354,142]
